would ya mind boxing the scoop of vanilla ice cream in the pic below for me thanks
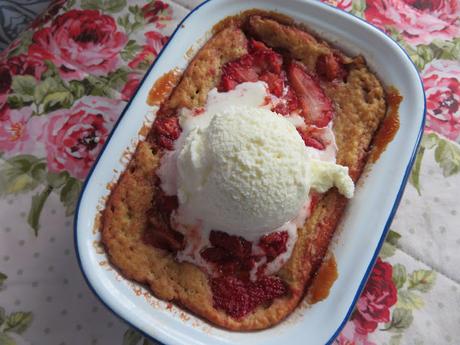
[177,106,311,238]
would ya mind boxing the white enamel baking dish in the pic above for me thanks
[74,0,426,344]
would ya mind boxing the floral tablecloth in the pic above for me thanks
[0,0,459,344]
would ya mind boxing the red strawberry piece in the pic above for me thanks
[155,192,178,219]
[297,128,326,150]
[273,86,299,115]
[252,276,287,301]
[209,230,252,259]
[288,62,333,127]
[258,231,289,261]
[210,275,287,319]
[260,71,284,97]
[218,55,258,92]
[252,48,283,74]
[211,276,255,318]
[218,75,238,92]
[153,116,181,150]
[249,39,268,52]
[201,247,231,263]
[316,53,346,82]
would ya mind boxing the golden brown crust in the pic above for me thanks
[163,27,248,112]
[102,12,387,330]
[247,16,330,71]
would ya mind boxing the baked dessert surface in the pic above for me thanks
[101,12,387,330]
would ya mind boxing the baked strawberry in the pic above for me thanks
[251,46,283,74]
[211,275,287,319]
[249,39,268,52]
[297,127,328,150]
[288,62,333,127]
[201,247,231,263]
[260,71,284,97]
[209,230,252,259]
[259,231,289,261]
[153,116,181,150]
[316,53,346,82]
[273,86,299,115]
[219,55,258,92]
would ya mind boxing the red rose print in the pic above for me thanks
[422,60,460,141]
[335,322,377,345]
[142,1,173,26]
[352,258,397,335]
[365,0,460,45]
[38,97,124,180]
[0,54,47,105]
[7,54,48,81]
[0,104,36,157]
[121,74,141,101]
[29,10,127,80]
[129,31,168,69]
[322,0,352,11]
[0,66,12,105]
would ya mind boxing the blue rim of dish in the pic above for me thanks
[73,1,427,344]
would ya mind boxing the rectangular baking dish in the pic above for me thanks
[74,0,426,344]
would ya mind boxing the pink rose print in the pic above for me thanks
[352,258,397,335]
[39,97,124,180]
[335,322,377,345]
[142,0,173,29]
[129,31,169,69]
[323,0,352,12]
[121,74,141,101]
[365,0,460,45]
[0,104,36,157]
[29,9,128,80]
[422,60,460,141]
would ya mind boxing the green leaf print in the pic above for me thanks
[380,230,401,259]
[27,185,53,236]
[434,138,460,177]
[386,308,414,332]
[81,0,127,13]
[117,5,146,35]
[389,334,403,345]
[409,132,460,195]
[60,178,82,216]
[4,312,33,334]
[386,230,401,245]
[123,328,143,345]
[351,0,366,17]
[408,270,436,293]
[0,307,5,325]
[46,171,69,189]
[397,290,424,310]
[43,90,74,112]
[0,333,15,345]
[11,76,36,102]
[409,146,424,195]
[392,264,407,289]
[380,242,396,259]
[121,40,142,61]
[6,31,33,58]
[68,80,86,100]
[34,77,61,104]
[0,273,6,287]
[0,155,45,196]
